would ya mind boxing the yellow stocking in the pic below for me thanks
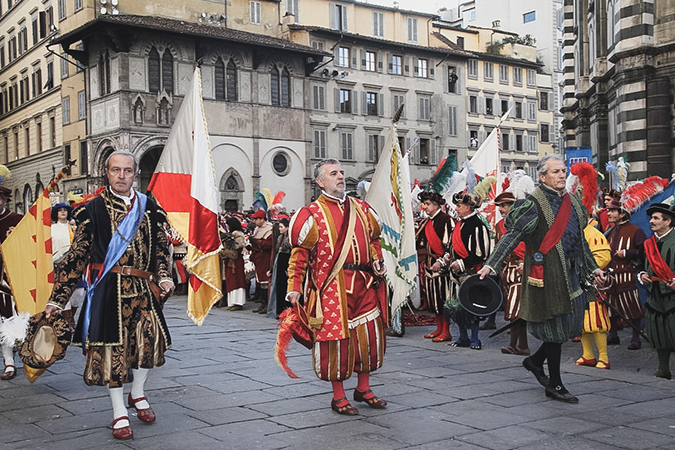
[580,333,596,360]
[594,332,609,364]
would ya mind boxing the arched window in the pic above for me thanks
[271,65,291,107]
[148,47,160,93]
[226,59,237,102]
[215,57,225,100]
[271,66,280,106]
[281,67,290,107]
[162,50,173,94]
[148,46,174,94]
[99,51,111,96]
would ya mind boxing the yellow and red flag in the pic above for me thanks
[0,164,74,314]
[148,67,222,325]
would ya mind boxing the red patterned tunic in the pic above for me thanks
[287,194,386,381]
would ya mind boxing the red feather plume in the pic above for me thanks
[570,162,599,214]
[620,176,671,213]
[275,308,300,378]
[272,191,286,206]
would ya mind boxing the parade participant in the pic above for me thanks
[445,192,491,350]
[286,159,387,416]
[267,216,292,318]
[575,221,612,369]
[220,217,247,311]
[44,151,174,439]
[0,174,22,381]
[51,203,85,329]
[249,209,273,314]
[493,192,529,356]
[638,203,675,379]
[604,200,647,349]
[478,155,605,403]
[415,191,454,342]
[596,189,621,233]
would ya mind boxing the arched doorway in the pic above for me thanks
[139,146,164,193]
[219,168,244,213]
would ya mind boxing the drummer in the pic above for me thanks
[443,192,492,350]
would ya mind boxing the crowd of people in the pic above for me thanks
[2,152,675,436]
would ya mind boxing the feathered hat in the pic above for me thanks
[620,176,672,214]
[568,162,600,215]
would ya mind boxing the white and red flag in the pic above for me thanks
[148,67,222,325]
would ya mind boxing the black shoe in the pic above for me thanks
[522,357,549,387]
[655,369,672,380]
[479,322,496,330]
[545,385,579,403]
[607,336,620,345]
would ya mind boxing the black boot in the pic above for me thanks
[254,289,268,313]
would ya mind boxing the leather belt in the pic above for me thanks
[343,264,373,274]
[90,263,154,280]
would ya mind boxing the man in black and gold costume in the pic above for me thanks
[416,191,454,342]
[45,151,174,440]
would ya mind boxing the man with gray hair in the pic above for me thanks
[478,154,605,403]
[286,158,388,415]
[45,150,174,439]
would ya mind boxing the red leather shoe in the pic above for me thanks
[110,416,133,440]
[127,394,156,423]
[432,332,452,342]
[574,357,597,367]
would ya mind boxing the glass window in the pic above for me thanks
[523,11,536,23]
[484,62,493,81]
[366,92,377,115]
[468,59,478,78]
[539,91,549,110]
[515,101,522,119]
[540,124,550,143]
[513,67,522,85]
[485,98,493,115]
[364,51,376,72]
[390,55,402,75]
[337,47,350,67]
[500,65,508,84]
[469,95,477,114]
[416,58,428,78]
[339,89,351,113]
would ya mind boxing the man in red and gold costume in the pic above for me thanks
[287,159,387,416]
[415,191,454,342]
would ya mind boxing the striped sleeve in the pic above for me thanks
[286,207,319,294]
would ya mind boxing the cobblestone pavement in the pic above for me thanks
[2,296,674,449]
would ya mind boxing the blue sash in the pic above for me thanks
[81,192,148,347]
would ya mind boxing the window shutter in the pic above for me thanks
[509,100,515,118]
[414,139,420,163]
[429,60,435,79]
[387,53,392,73]
[443,67,448,93]
[479,97,485,115]
[509,134,516,151]
[413,58,418,76]
[351,52,357,69]
[377,52,383,73]
[404,57,410,76]
[494,98,501,116]
[352,90,358,115]
[430,139,437,165]
[418,97,423,120]
[334,88,340,113]
[330,4,337,29]
[379,134,385,157]
[361,91,367,115]
[378,93,384,116]
[406,137,411,156]
[360,50,366,70]
[524,135,529,152]
[549,125,554,144]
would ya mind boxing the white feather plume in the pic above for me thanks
[0,311,30,346]
[505,169,535,199]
